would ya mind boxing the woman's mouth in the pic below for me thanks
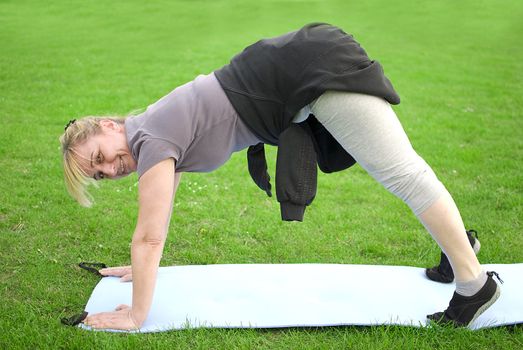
[119,156,125,176]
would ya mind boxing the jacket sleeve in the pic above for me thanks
[247,143,272,197]
[276,123,318,221]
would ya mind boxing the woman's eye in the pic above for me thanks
[96,152,103,164]
[95,172,104,181]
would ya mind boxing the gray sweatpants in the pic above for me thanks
[307,91,446,216]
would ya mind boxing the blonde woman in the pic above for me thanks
[60,23,501,330]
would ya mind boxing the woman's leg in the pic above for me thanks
[310,91,499,325]
[418,191,481,282]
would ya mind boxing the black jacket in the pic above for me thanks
[214,23,400,221]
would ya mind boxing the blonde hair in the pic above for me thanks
[59,116,126,207]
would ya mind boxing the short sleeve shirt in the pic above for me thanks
[125,73,260,177]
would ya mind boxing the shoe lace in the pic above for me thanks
[487,271,504,284]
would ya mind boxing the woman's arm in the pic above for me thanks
[84,158,180,330]
[131,158,178,326]
[99,171,182,283]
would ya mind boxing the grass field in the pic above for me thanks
[1,0,522,348]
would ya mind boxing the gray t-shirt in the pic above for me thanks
[125,73,260,177]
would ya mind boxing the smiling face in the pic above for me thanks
[73,120,137,181]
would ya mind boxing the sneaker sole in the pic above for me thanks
[472,239,481,255]
[466,283,501,327]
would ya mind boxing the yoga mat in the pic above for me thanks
[79,263,522,332]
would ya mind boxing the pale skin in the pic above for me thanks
[72,120,483,330]
[418,191,482,282]
[74,120,181,330]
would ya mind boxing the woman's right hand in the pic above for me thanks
[99,265,132,282]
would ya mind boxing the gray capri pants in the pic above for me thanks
[307,91,446,216]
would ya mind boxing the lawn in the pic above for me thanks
[1,0,522,348]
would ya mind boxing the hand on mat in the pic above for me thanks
[83,304,140,330]
[99,265,132,282]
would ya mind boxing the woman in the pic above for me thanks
[60,23,501,330]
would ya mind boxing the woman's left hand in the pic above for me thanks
[83,304,140,331]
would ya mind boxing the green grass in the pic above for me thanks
[1,0,522,348]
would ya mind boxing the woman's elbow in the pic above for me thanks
[132,232,166,248]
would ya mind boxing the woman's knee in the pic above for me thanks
[377,159,446,215]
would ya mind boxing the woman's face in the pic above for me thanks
[74,120,137,181]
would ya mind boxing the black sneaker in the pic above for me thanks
[427,271,503,327]
[425,229,481,283]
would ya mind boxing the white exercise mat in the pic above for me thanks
[80,263,523,332]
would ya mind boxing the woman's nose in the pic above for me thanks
[102,162,117,177]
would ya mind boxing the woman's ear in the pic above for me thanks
[99,119,121,133]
